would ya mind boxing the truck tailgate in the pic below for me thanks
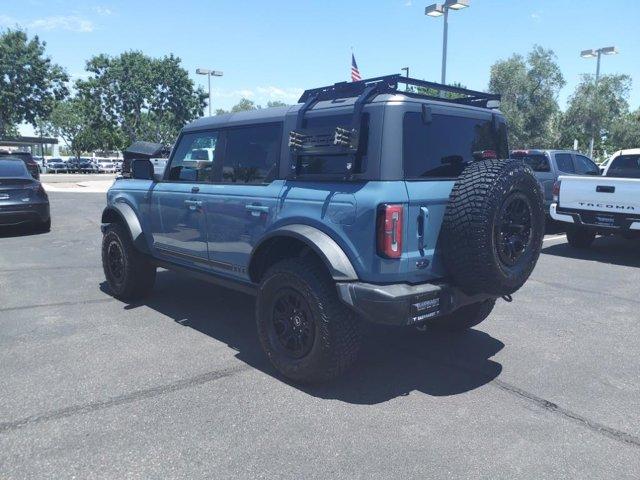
[558,175,640,214]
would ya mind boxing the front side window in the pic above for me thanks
[221,124,281,184]
[555,153,575,174]
[574,155,599,175]
[607,154,640,178]
[166,130,218,182]
[403,112,508,179]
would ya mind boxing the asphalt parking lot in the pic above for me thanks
[1,193,639,479]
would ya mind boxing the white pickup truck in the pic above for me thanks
[550,149,640,248]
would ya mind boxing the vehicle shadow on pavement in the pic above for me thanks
[102,270,504,405]
[0,224,47,238]
[542,236,640,268]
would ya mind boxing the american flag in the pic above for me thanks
[351,53,361,82]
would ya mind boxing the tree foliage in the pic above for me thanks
[0,29,68,136]
[216,98,289,115]
[560,74,632,157]
[489,45,565,148]
[41,97,126,157]
[76,51,207,145]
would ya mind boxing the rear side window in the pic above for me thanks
[574,154,599,175]
[514,154,550,172]
[607,154,640,178]
[221,123,281,184]
[167,130,219,182]
[555,153,575,174]
[297,114,369,176]
[403,112,508,179]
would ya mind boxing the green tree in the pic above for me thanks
[216,98,289,115]
[488,45,565,148]
[560,74,632,158]
[408,81,468,99]
[266,100,288,108]
[76,51,207,145]
[216,98,257,115]
[608,108,640,151]
[0,29,68,136]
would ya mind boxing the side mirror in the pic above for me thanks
[131,159,154,180]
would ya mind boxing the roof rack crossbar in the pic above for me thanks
[298,74,500,107]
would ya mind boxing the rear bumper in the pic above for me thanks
[336,280,495,326]
[0,202,50,226]
[550,203,640,231]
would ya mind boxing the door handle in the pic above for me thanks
[184,199,203,211]
[417,206,429,251]
[245,204,270,213]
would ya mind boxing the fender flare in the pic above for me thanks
[249,224,358,282]
[101,202,150,254]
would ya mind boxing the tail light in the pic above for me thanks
[552,180,561,202]
[472,150,498,161]
[377,204,403,259]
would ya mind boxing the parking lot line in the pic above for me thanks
[543,234,567,243]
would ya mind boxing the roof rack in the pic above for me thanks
[289,74,501,179]
[298,74,501,108]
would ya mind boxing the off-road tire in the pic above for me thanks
[256,257,360,383]
[440,159,545,296]
[566,225,596,249]
[102,223,156,301]
[424,299,496,332]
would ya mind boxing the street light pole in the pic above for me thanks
[207,74,212,116]
[441,7,448,86]
[425,1,468,97]
[580,46,617,158]
[196,68,224,117]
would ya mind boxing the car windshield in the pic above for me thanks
[606,154,640,178]
[0,160,29,177]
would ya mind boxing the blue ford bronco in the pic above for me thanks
[101,75,545,382]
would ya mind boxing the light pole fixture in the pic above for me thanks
[425,0,469,95]
[196,68,224,116]
[580,46,618,158]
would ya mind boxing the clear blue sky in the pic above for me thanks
[3,0,639,129]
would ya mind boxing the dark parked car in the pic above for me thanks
[80,159,99,173]
[0,150,40,180]
[0,158,50,231]
[66,158,83,173]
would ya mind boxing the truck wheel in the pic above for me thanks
[423,299,496,332]
[440,159,545,296]
[566,225,596,249]
[256,257,360,383]
[102,223,156,301]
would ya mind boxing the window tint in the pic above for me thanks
[0,160,28,177]
[516,154,550,172]
[403,112,508,179]
[574,155,599,175]
[167,131,218,182]
[607,154,640,178]
[297,114,369,176]
[222,124,281,184]
[555,153,575,173]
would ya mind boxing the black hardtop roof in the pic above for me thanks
[183,74,502,132]
[123,141,169,159]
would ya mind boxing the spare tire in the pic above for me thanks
[439,159,544,296]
